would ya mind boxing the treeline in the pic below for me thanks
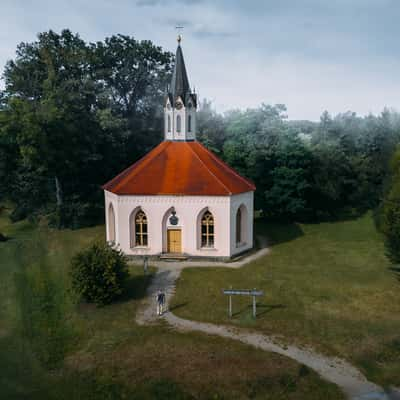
[1,30,400,228]
[198,101,400,221]
[0,29,173,227]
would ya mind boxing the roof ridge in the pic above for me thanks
[196,141,255,190]
[186,142,232,195]
[104,141,170,192]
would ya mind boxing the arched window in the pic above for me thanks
[167,115,171,132]
[131,209,148,247]
[108,203,115,243]
[176,115,181,133]
[188,115,192,132]
[236,207,242,244]
[201,211,214,248]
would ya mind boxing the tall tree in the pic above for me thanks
[382,147,400,263]
[1,30,173,227]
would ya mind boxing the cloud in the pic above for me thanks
[1,0,400,120]
[192,28,237,40]
[136,0,203,6]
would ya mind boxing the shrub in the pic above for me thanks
[70,242,128,306]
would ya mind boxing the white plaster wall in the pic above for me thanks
[174,108,186,140]
[105,191,120,244]
[164,111,173,141]
[104,191,234,257]
[186,109,196,140]
[164,97,196,141]
[229,191,254,256]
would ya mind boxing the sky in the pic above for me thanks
[1,0,400,120]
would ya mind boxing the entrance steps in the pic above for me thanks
[159,253,188,261]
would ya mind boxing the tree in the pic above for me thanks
[382,147,400,263]
[70,242,128,305]
[1,30,173,227]
[196,99,227,154]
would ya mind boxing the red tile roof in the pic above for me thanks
[102,141,255,196]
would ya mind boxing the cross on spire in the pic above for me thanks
[176,26,184,44]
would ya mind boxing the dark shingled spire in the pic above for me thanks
[165,37,197,108]
[170,43,190,100]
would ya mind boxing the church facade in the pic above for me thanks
[102,38,255,259]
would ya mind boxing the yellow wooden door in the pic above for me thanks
[167,229,182,253]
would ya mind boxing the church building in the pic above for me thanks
[102,37,255,259]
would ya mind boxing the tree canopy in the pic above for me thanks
[0,29,173,227]
[1,29,399,226]
[198,104,400,220]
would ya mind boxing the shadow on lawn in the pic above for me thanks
[119,273,153,302]
[255,219,304,247]
[232,303,286,318]
[388,266,400,282]
[169,302,188,312]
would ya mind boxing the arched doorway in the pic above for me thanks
[162,207,182,254]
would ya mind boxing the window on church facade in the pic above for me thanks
[168,115,171,132]
[188,115,192,132]
[176,115,181,132]
[132,210,148,247]
[236,207,242,244]
[201,211,214,247]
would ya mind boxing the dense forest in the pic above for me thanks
[1,30,400,229]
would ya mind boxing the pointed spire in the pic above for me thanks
[170,39,190,102]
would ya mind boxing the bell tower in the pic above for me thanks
[164,35,197,141]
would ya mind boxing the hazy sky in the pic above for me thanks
[1,0,400,120]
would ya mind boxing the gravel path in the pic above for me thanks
[135,244,399,400]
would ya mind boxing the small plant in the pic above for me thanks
[70,242,128,306]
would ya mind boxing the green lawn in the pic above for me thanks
[171,214,400,388]
[0,205,343,400]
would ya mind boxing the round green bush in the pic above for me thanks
[70,242,128,306]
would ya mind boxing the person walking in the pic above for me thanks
[156,289,165,316]
[160,290,166,315]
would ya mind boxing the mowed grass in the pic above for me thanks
[172,214,400,388]
[0,205,344,400]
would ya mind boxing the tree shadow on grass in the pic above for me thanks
[255,219,304,247]
[388,266,400,282]
[119,273,154,302]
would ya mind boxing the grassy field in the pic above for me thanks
[171,214,400,388]
[0,205,343,400]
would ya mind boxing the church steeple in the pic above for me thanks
[164,36,197,141]
[170,37,190,101]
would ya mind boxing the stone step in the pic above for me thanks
[159,253,188,261]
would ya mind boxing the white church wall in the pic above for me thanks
[229,191,254,256]
[186,110,196,140]
[174,108,186,140]
[105,191,120,244]
[104,191,233,257]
